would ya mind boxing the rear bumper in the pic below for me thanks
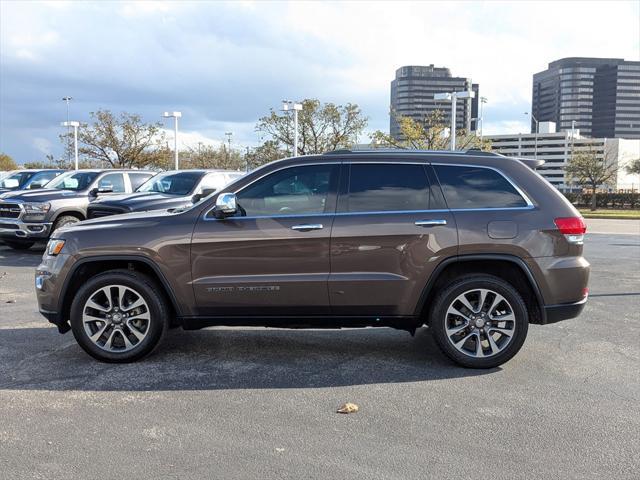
[543,296,587,324]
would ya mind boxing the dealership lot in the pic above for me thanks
[0,223,638,479]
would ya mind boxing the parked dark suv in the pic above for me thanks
[35,150,589,368]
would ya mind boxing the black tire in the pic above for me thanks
[429,275,529,369]
[52,215,81,234]
[4,240,35,250]
[70,269,169,363]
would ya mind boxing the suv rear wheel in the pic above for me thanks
[70,270,169,363]
[429,275,529,369]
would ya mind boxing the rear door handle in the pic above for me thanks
[415,219,447,227]
[291,224,323,231]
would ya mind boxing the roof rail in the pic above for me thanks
[464,149,500,156]
[325,149,353,155]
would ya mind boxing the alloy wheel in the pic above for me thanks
[444,288,516,358]
[82,284,151,353]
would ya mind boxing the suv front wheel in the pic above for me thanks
[429,275,529,369]
[70,270,169,363]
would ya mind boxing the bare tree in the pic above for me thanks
[565,145,618,211]
[67,110,167,168]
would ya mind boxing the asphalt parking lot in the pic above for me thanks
[0,220,638,479]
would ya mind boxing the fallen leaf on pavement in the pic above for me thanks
[337,402,359,414]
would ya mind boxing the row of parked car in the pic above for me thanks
[0,168,244,250]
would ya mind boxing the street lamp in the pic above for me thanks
[282,100,303,156]
[524,111,539,157]
[61,121,80,170]
[225,132,233,162]
[434,90,476,151]
[62,97,73,162]
[479,96,487,141]
[162,111,182,170]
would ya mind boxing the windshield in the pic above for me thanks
[136,171,203,195]
[24,170,61,188]
[0,171,35,190]
[47,171,100,191]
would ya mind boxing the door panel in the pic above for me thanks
[191,215,333,316]
[329,162,457,317]
[330,211,457,316]
[191,163,339,317]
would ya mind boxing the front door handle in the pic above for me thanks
[415,219,447,227]
[291,224,323,231]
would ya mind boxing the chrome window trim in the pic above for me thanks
[203,205,535,222]
[203,159,536,221]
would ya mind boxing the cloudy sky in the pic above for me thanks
[1,0,638,163]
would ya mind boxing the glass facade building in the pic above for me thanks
[390,65,479,140]
[532,58,640,139]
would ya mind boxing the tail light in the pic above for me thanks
[554,217,586,244]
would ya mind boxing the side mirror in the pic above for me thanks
[89,187,99,197]
[213,192,237,218]
[29,182,44,189]
[191,188,216,204]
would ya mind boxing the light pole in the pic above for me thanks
[61,121,80,170]
[162,111,182,170]
[225,132,233,162]
[434,90,476,151]
[479,96,487,141]
[62,96,73,161]
[524,111,539,157]
[283,100,303,156]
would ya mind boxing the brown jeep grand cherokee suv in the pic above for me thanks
[35,150,589,368]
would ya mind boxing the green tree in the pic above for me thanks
[0,153,18,170]
[244,141,287,170]
[565,145,618,211]
[69,110,167,168]
[371,110,491,151]
[256,99,367,155]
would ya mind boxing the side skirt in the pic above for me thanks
[177,315,422,334]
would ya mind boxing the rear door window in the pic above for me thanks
[98,173,126,193]
[344,163,431,213]
[433,165,528,209]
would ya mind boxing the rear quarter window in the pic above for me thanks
[433,165,528,209]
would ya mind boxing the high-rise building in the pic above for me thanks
[486,122,640,191]
[532,57,640,139]
[390,65,479,139]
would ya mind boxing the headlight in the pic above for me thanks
[23,202,51,213]
[46,239,65,256]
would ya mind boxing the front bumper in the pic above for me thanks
[543,296,588,324]
[0,219,52,240]
[36,253,73,333]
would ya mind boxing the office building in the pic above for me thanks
[487,122,640,191]
[390,65,479,139]
[532,57,640,139]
